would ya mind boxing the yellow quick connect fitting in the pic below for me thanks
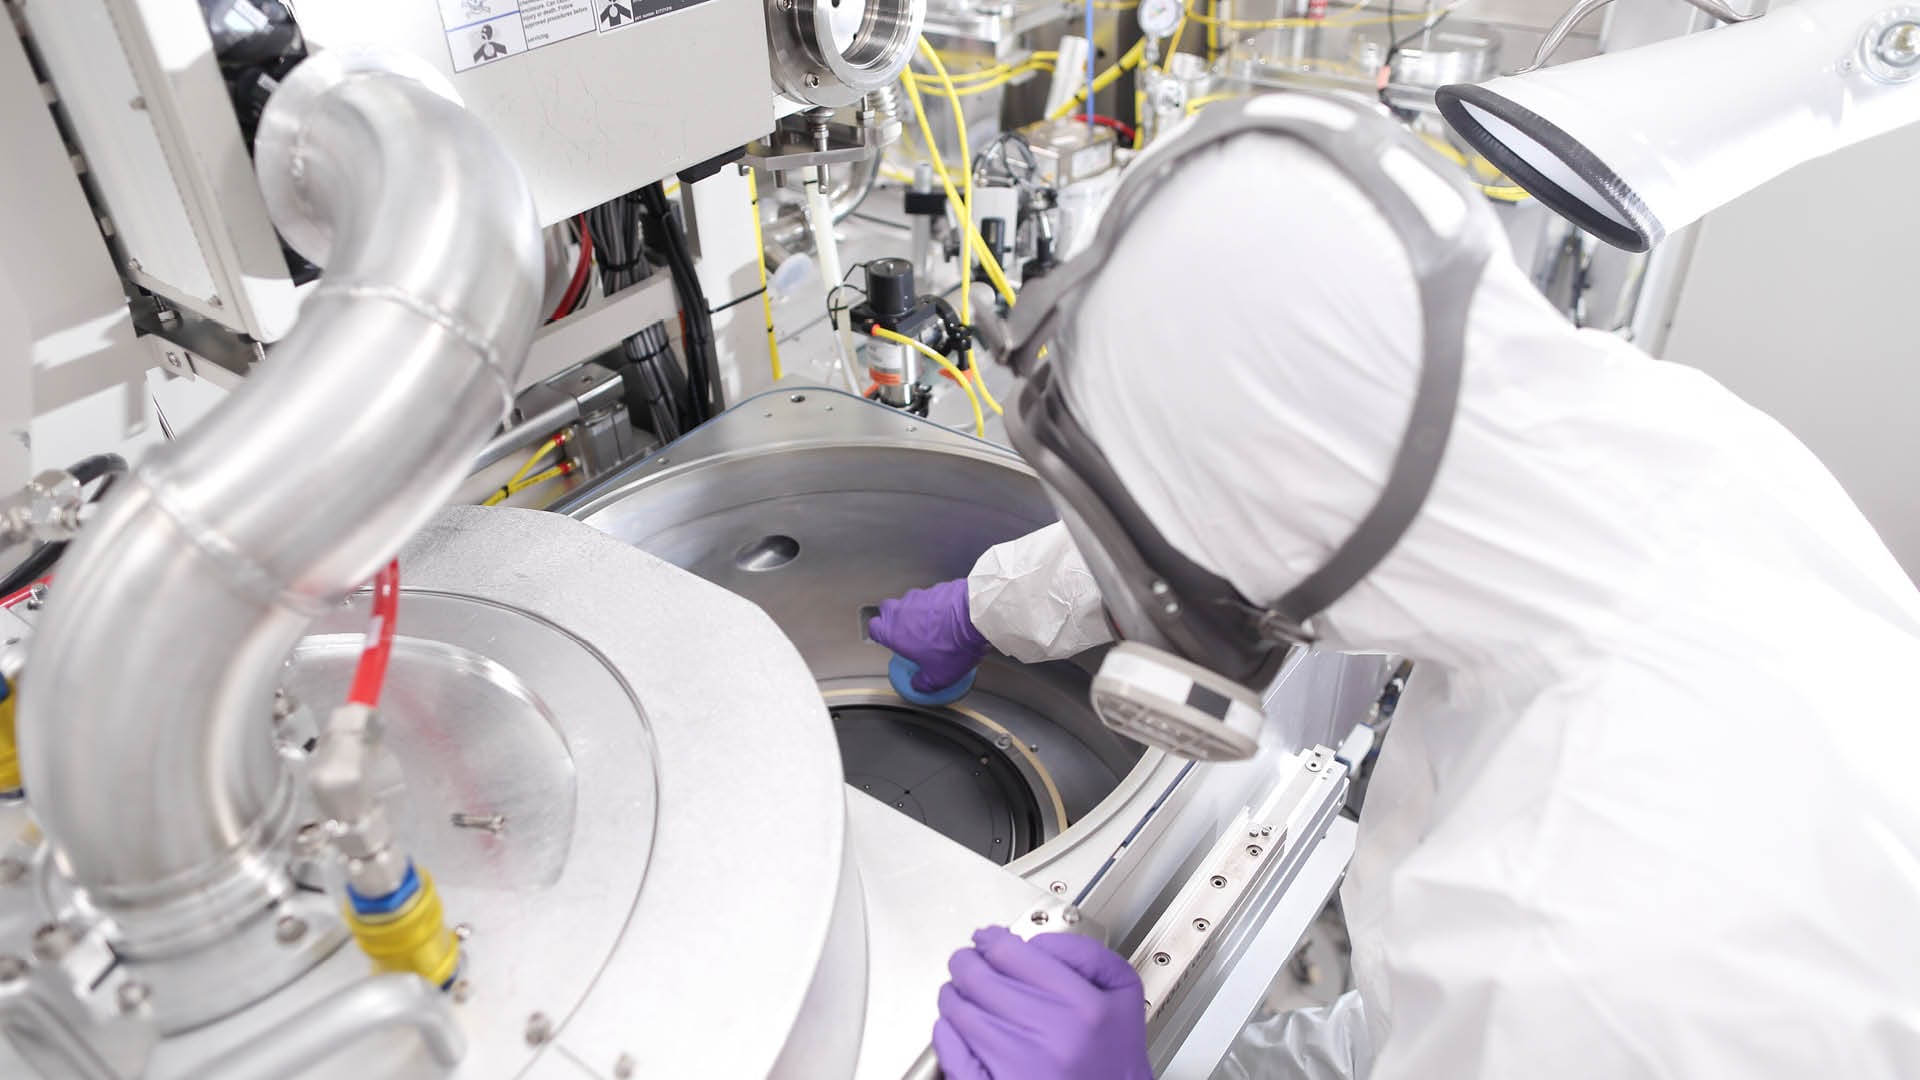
[346,868,460,987]
[0,679,18,794]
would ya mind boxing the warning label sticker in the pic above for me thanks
[433,0,597,72]
[595,0,704,30]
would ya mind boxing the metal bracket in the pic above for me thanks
[1131,808,1281,1022]
[1128,745,1349,1063]
[743,109,891,173]
[0,925,157,1080]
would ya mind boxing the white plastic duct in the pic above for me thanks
[1436,0,1920,251]
[16,52,543,958]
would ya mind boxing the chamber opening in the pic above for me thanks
[832,703,1044,864]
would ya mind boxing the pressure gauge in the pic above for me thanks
[1137,0,1182,39]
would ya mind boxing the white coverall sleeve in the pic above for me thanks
[1216,992,1374,1080]
[1044,120,1920,1080]
[965,522,1115,663]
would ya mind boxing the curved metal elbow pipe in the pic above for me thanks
[17,52,543,955]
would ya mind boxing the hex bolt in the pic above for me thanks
[804,73,822,88]
[1248,827,1263,838]
[1209,875,1228,889]
[32,923,72,963]
[450,812,506,833]
[1247,845,1263,858]
[525,1012,554,1046]
[1061,908,1081,927]
[1152,951,1171,966]
[614,1054,637,1078]
[1029,911,1049,926]
[116,981,150,1013]
[293,823,325,855]
[0,955,25,984]
[1192,918,1211,933]
[454,923,474,942]
[1049,881,1068,895]
[275,915,307,945]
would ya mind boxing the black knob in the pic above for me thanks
[865,258,916,322]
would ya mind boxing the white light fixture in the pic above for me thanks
[1436,0,1920,251]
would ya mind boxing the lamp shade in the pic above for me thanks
[1437,0,1920,251]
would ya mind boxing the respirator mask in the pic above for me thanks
[991,92,1496,761]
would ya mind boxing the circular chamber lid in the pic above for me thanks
[280,508,857,1078]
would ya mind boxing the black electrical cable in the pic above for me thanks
[708,286,767,315]
[1386,8,1452,62]
[0,543,62,601]
[848,211,914,233]
[640,183,723,422]
[1378,0,1397,107]
[66,453,127,487]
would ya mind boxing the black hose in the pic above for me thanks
[639,183,723,422]
[67,454,127,486]
[0,454,129,596]
[0,543,62,600]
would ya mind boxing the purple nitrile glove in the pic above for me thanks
[868,579,991,694]
[932,925,1153,1080]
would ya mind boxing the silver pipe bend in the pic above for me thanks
[17,50,544,954]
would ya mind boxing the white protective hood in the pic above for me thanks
[967,129,1920,1078]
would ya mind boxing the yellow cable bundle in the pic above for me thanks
[1417,133,1534,203]
[1048,38,1150,121]
[347,869,461,987]
[748,180,784,381]
[0,684,17,794]
[484,434,565,507]
[903,55,1057,97]
[910,41,1005,418]
[872,327,985,438]
[900,43,1017,306]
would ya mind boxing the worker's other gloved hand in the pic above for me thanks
[933,925,1153,1080]
[868,579,990,693]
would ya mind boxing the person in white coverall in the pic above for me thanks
[870,99,1920,1080]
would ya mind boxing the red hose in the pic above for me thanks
[1075,113,1137,144]
[0,578,47,610]
[548,216,593,323]
[346,560,400,709]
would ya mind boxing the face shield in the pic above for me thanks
[993,93,1497,760]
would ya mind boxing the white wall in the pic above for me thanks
[1660,122,1920,582]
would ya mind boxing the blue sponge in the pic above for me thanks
[888,654,977,707]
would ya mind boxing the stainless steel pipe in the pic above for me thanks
[17,52,543,956]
